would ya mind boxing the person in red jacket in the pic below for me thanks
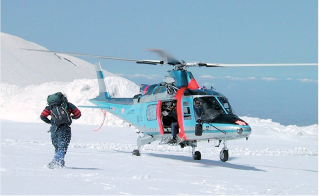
[40,93,81,169]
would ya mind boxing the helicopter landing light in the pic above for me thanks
[235,120,247,126]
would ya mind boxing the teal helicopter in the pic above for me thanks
[25,48,317,161]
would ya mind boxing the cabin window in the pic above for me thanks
[183,107,192,120]
[147,104,157,121]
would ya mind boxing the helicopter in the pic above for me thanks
[24,48,317,162]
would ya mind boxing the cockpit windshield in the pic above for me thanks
[193,96,234,122]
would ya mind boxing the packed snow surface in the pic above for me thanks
[1,120,318,195]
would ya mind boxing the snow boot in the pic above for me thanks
[48,150,65,169]
[167,138,177,144]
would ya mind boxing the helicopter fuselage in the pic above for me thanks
[88,87,251,143]
[77,62,253,161]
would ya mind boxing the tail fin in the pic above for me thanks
[95,62,110,100]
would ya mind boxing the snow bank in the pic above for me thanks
[1,79,317,140]
[241,116,318,140]
[0,77,139,126]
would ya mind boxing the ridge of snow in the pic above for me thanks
[0,78,139,126]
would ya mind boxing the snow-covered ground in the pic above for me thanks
[1,33,318,195]
[1,119,317,195]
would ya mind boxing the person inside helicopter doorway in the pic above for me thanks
[162,102,179,144]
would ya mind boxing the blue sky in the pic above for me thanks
[1,0,318,125]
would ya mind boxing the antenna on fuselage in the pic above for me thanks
[95,62,110,100]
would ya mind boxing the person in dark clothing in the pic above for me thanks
[40,94,81,169]
[163,102,179,144]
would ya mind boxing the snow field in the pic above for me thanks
[1,120,318,195]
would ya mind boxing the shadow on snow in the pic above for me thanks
[146,153,265,172]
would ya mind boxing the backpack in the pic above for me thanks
[47,92,71,127]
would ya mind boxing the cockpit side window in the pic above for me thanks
[203,97,223,113]
[216,97,233,114]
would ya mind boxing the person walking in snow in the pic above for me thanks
[40,92,81,169]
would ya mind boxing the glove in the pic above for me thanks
[48,124,57,133]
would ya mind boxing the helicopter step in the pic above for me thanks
[159,136,182,146]
[159,136,175,145]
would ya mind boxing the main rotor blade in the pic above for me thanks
[22,48,317,67]
[203,63,318,67]
[147,49,182,65]
[22,48,163,65]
